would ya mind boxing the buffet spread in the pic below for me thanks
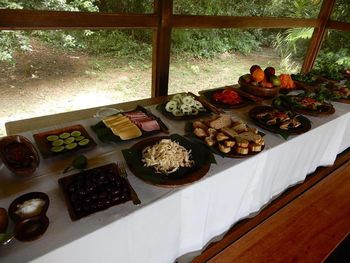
[1,65,350,263]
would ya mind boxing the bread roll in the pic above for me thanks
[235,137,249,147]
[236,147,249,155]
[209,115,232,129]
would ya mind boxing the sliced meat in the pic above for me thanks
[139,120,160,132]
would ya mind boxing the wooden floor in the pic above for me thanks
[208,160,350,263]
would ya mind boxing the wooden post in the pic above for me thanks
[301,0,336,73]
[151,0,172,97]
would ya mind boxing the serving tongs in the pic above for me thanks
[117,162,141,206]
[188,92,225,114]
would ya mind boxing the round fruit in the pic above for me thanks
[51,145,65,153]
[269,75,281,86]
[59,132,70,139]
[252,68,265,82]
[52,139,64,147]
[264,67,276,76]
[261,80,273,88]
[71,131,82,137]
[78,139,90,146]
[241,74,252,83]
[75,136,85,141]
[250,65,261,74]
[65,143,78,150]
[64,137,75,144]
[46,135,59,142]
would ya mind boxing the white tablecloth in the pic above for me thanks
[1,102,350,263]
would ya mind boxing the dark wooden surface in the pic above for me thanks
[192,147,350,262]
[301,0,336,73]
[208,160,350,263]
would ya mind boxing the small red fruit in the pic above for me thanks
[250,65,261,74]
[264,67,275,76]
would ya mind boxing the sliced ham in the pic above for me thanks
[131,117,154,123]
[139,120,160,132]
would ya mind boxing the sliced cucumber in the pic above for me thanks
[59,132,70,139]
[182,95,195,105]
[172,109,184,117]
[64,137,75,144]
[75,136,85,141]
[51,145,64,153]
[172,94,183,101]
[46,135,59,142]
[52,139,64,147]
[193,100,204,109]
[165,101,178,112]
[180,104,192,114]
[65,142,78,150]
[191,108,199,115]
[78,138,90,146]
[71,131,81,137]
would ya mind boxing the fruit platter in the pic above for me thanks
[33,124,97,158]
[199,86,250,109]
[158,93,212,120]
[58,163,131,220]
[122,134,215,187]
[272,93,335,116]
[189,115,265,157]
[249,106,311,137]
[238,65,281,98]
[91,105,168,143]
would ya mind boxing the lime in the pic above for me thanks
[51,145,64,153]
[75,136,85,141]
[71,131,81,137]
[46,135,59,141]
[78,138,90,146]
[72,155,88,170]
[65,143,78,150]
[59,132,70,139]
[64,137,75,144]
[52,139,64,147]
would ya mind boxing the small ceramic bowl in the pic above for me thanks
[14,215,49,242]
[0,135,40,177]
[8,192,50,223]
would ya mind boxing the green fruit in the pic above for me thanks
[46,135,59,142]
[51,145,64,153]
[52,139,64,147]
[64,137,75,144]
[72,155,88,170]
[78,138,90,146]
[75,136,85,141]
[71,131,81,137]
[65,143,77,150]
[59,132,70,139]
[241,74,252,83]
[269,75,281,86]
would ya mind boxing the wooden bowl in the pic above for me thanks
[0,135,40,177]
[238,78,280,98]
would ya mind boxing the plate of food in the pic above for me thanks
[272,93,335,116]
[249,106,311,138]
[122,134,215,187]
[158,93,212,121]
[91,105,168,143]
[322,82,350,104]
[58,163,131,221]
[33,125,96,159]
[188,115,265,157]
[199,86,250,109]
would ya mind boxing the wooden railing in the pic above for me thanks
[0,0,349,97]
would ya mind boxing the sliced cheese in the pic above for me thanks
[118,126,142,140]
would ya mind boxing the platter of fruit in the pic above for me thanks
[199,86,250,109]
[91,105,168,143]
[33,125,96,158]
[249,106,311,138]
[188,115,265,157]
[272,93,335,116]
[278,74,297,93]
[158,93,212,120]
[238,65,280,98]
[58,163,131,220]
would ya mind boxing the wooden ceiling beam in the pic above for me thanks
[327,21,350,32]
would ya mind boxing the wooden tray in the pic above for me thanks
[122,135,213,187]
[199,87,250,109]
[58,163,131,221]
[249,106,311,136]
[33,124,96,159]
[238,78,280,98]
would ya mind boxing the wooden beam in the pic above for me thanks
[151,0,172,97]
[301,0,336,73]
[171,16,318,29]
[0,9,157,29]
[327,20,350,31]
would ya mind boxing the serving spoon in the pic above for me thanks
[0,233,14,245]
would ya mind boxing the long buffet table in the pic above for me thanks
[1,96,350,263]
